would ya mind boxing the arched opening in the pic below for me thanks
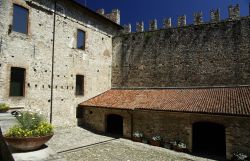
[192,122,226,160]
[106,114,123,136]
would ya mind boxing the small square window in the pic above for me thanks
[10,67,25,96]
[77,30,85,50]
[12,4,29,34]
[75,75,84,95]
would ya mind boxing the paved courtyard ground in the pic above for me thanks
[45,127,215,161]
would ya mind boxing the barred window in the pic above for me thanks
[75,75,84,95]
[10,67,25,96]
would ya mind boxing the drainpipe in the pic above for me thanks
[50,0,57,123]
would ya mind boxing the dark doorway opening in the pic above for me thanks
[192,122,226,160]
[106,114,123,136]
[75,75,84,96]
[10,67,25,96]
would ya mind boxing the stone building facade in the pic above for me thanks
[0,0,121,126]
[112,16,250,87]
[78,4,250,160]
[1,0,250,160]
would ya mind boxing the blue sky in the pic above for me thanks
[75,0,249,30]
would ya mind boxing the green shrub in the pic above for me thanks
[16,111,44,130]
[5,110,53,138]
[0,103,9,110]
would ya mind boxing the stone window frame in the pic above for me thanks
[9,67,26,97]
[76,29,87,50]
[75,74,85,96]
[10,1,31,36]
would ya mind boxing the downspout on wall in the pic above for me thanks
[50,0,57,123]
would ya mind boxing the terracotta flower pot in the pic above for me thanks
[132,137,142,142]
[4,134,53,151]
[149,140,161,146]
[172,146,189,153]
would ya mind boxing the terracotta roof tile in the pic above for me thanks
[79,87,250,116]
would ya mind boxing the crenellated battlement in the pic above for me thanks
[194,11,203,25]
[149,19,157,31]
[112,4,250,89]
[210,9,220,22]
[178,15,187,27]
[163,18,172,28]
[96,8,121,25]
[136,22,144,32]
[228,4,240,20]
[122,4,249,34]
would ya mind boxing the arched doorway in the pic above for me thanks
[192,122,226,159]
[106,114,123,136]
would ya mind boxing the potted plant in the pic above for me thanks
[171,140,188,153]
[142,138,148,144]
[0,103,9,113]
[170,141,178,150]
[149,135,162,146]
[4,110,53,151]
[176,142,188,152]
[231,152,248,161]
[132,131,143,142]
[163,141,171,149]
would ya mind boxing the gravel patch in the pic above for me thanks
[47,127,216,161]
[47,127,113,153]
[60,139,215,161]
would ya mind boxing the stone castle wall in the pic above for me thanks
[0,0,119,126]
[112,9,250,87]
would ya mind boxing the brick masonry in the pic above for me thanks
[0,0,120,126]
[112,17,250,88]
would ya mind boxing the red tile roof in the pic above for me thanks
[79,87,250,116]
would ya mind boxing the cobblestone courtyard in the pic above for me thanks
[46,127,215,161]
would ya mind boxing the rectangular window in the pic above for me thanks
[75,75,84,95]
[77,29,85,50]
[12,4,29,34]
[10,67,25,96]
